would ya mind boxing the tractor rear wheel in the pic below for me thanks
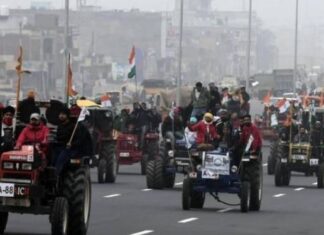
[63,167,91,235]
[317,163,324,188]
[146,158,164,189]
[51,197,68,235]
[240,181,250,213]
[99,143,117,183]
[0,212,8,234]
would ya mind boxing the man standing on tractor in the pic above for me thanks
[240,87,250,115]
[161,107,184,139]
[129,102,151,148]
[240,114,262,156]
[191,82,210,119]
[15,113,49,149]
[52,107,92,176]
[208,83,221,115]
[0,106,15,153]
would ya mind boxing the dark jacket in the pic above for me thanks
[191,87,210,109]
[161,116,184,137]
[57,120,92,155]
[0,123,14,152]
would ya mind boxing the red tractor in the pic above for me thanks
[0,100,92,235]
[116,131,159,175]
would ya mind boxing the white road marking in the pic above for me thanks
[218,208,233,213]
[178,217,198,224]
[175,182,183,186]
[312,182,318,186]
[104,194,121,198]
[130,230,154,235]
[294,187,305,191]
[141,189,153,192]
[263,163,268,167]
[273,193,286,198]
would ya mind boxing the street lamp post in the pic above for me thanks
[293,0,299,94]
[246,0,252,92]
[176,0,184,106]
[64,0,70,105]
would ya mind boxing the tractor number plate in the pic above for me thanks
[120,152,130,157]
[310,159,319,166]
[0,183,15,197]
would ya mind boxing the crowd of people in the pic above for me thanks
[113,82,261,167]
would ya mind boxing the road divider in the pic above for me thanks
[130,230,154,235]
[294,187,304,191]
[178,217,198,224]
[104,194,121,198]
[141,189,153,192]
[218,208,233,213]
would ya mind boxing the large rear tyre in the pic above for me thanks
[141,155,147,175]
[191,191,205,209]
[182,178,192,210]
[240,181,250,213]
[0,212,8,234]
[63,168,91,235]
[164,171,176,188]
[146,158,164,189]
[275,161,290,186]
[267,155,275,175]
[100,143,117,183]
[97,159,106,183]
[249,162,263,211]
[317,163,324,189]
[51,197,69,235]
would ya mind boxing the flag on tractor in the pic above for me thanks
[16,46,23,73]
[263,90,272,106]
[128,46,136,79]
[68,54,78,97]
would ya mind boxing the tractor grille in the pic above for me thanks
[118,141,134,151]
[3,173,31,181]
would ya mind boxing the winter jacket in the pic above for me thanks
[191,87,210,109]
[189,120,220,145]
[240,124,262,153]
[162,116,184,138]
[16,124,49,148]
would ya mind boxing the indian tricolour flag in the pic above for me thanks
[128,46,136,79]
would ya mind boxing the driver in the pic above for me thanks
[15,113,49,149]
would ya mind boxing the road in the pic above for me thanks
[4,99,324,235]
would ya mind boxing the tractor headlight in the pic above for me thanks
[21,163,32,171]
[231,165,238,173]
[168,150,174,157]
[3,162,14,170]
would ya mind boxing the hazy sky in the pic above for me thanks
[1,0,324,28]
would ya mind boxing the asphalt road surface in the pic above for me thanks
[4,99,324,235]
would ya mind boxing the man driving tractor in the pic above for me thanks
[15,113,49,150]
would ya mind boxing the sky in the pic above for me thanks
[1,0,324,29]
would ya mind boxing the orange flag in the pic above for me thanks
[319,92,324,107]
[15,46,23,73]
[263,90,272,105]
[128,45,135,64]
[68,55,78,97]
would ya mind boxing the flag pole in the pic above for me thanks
[64,0,70,106]
[135,73,138,101]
